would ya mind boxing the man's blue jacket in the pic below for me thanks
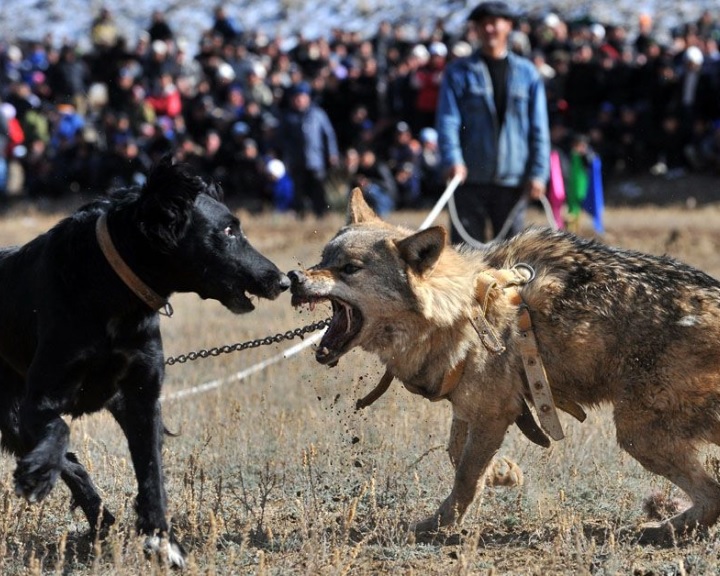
[436,50,550,187]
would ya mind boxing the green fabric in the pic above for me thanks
[566,151,588,216]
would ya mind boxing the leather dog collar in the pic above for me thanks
[355,358,466,410]
[95,213,173,316]
[403,357,467,402]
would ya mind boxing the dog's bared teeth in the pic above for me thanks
[344,303,353,334]
[309,301,316,312]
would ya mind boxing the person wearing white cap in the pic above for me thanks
[436,1,550,243]
[413,41,448,131]
[677,45,718,156]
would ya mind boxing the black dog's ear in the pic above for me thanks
[138,157,203,250]
[395,226,447,276]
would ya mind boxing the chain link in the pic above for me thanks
[164,317,331,366]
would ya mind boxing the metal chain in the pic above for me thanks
[165,317,331,366]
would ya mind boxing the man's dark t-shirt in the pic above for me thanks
[482,54,509,127]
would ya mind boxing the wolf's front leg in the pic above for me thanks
[448,417,523,485]
[414,419,510,533]
[447,417,468,468]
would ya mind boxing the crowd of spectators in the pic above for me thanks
[1,5,720,214]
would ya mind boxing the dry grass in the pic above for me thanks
[1,200,720,575]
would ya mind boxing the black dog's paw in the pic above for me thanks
[85,507,116,539]
[144,534,187,569]
[14,454,62,503]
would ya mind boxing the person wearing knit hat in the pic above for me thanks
[435,1,549,244]
[277,78,339,218]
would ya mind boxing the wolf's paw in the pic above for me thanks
[486,456,524,488]
[642,490,690,520]
[13,454,62,503]
[410,515,442,535]
[144,534,187,569]
[638,522,677,546]
[618,521,677,547]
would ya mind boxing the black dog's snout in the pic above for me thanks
[278,273,291,292]
[288,270,306,288]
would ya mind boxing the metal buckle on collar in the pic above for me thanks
[511,262,536,283]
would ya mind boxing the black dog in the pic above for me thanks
[0,158,289,567]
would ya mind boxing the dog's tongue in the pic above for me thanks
[316,325,345,364]
[315,302,353,364]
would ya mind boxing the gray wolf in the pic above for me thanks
[289,188,720,543]
[0,158,289,567]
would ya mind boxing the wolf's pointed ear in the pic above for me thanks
[395,226,447,276]
[347,188,380,224]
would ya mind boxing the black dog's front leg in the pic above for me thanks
[108,392,186,567]
[14,403,69,503]
[62,452,116,534]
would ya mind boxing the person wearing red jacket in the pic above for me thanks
[145,72,182,118]
[413,41,447,131]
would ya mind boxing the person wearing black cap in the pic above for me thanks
[436,1,550,243]
[277,81,339,218]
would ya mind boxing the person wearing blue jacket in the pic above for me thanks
[436,1,550,243]
[278,82,339,218]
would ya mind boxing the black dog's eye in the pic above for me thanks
[342,263,361,274]
[223,226,236,238]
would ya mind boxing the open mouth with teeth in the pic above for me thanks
[214,290,256,314]
[292,295,363,365]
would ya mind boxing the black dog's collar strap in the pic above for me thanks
[95,214,173,316]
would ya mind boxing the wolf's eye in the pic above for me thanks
[342,263,361,274]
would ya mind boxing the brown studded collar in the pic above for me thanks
[95,213,173,316]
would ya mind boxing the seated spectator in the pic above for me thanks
[50,101,85,152]
[351,147,397,216]
[212,5,243,43]
[244,62,274,110]
[90,7,119,54]
[387,120,420,172]
[147,10,174,43]
[231,138,267,211]
[266,158,294,212]
[412,41,447,131]
[418,126,443,204]
[145,72,182,118]
[394,161,421,208]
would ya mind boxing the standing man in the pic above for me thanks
[436,1,550,243]
[278,81,339,218]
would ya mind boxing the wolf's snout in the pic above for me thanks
[288,270,306,289]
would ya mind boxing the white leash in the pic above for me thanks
[447,184,558,249]
[162,176,554,402]
[421,175,557,247]
[418,174,463,230]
